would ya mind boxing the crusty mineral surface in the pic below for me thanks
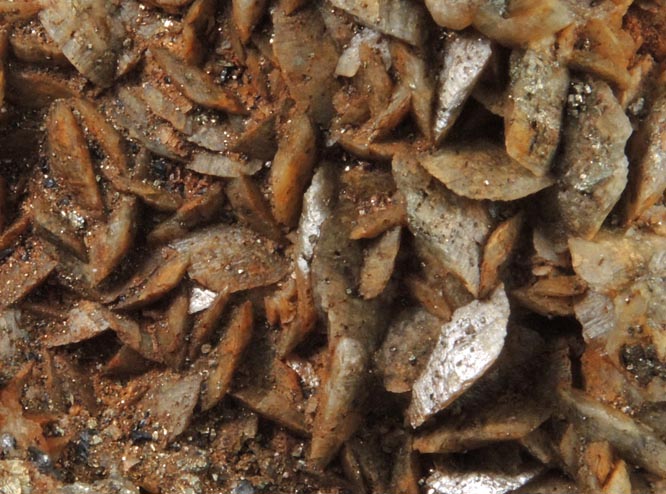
[0,0,665,493]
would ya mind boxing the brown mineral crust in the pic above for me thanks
[624,3,666,62]
[0,241,57,310]
[0,2,665,493]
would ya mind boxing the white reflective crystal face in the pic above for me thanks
[188,286,218,314]
[409,285,509,427]
[425,466,541,494]
[433,32,492,142]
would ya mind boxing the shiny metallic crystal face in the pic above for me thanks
[0,0,664,492]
